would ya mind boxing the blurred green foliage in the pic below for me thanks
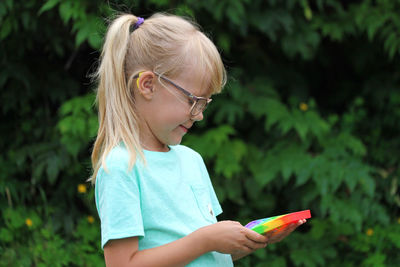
[1,0,400,266]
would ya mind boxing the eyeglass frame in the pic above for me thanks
[133,71,212,116]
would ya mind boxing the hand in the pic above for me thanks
[264,219,307,244]
[198,221,268,256]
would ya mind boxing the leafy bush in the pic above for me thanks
[1,0,399,266]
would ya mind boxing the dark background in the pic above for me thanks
[1,0,399,266]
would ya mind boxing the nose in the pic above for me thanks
[191,111,204,121]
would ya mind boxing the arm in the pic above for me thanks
[104,221,269,267]
[104,231,208,267]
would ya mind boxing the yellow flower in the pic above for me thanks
[25,218,33,227]
[299,102,308,111]
[366,228,374,236]
[304,7,312,21]
[77,184,87,193]
[397,217,400,224]
[87,216,95,224]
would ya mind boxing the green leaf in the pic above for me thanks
[0,16,12,40]
[3,208,25,229]
[75,28,88,47]
[309,219,329,240]
[264,99,291,131]
[0,228,13,242]
[5,0,13,10]
[147,0,169,7]
[226,1,245,27]
[251,155,280,187]
[362,252,386,267]
[387,232,400,249]
[217,33,231,53]
[38,0,61,15]
[249,9,294,42]
[292,109,308,141]
[290,249,317,267]
[0,3,7,18]
[175,5,195,18]
[359,175,375,197]
[46,156,60,184]
[215,139,247,179]
[58,1,73,24]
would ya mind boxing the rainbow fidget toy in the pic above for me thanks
[245,210,311,234]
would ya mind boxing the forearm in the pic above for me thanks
[105,220,270,266]
[127,229,210,267]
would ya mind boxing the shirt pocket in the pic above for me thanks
[190,185,217,224]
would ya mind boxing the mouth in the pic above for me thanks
[179,125,189,133]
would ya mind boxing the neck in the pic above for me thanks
[140,141,170,152]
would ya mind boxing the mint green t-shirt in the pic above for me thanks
[95,144,233,267]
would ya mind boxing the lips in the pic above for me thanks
[180,125,189,133]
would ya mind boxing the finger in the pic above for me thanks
[298,219,307,225]
[244,239,268,251]
[269,225,289,237]
[268,221,301,238]
[283,220,305,235]
[244,227,269,243]
[264,229,277,239]
[240,244,255,254]
[270,231,290,243]
[268,220,308,244]
[284,222,300,232]
[269,224,296,242]
[280,223,298,234]
[243,230,269,250]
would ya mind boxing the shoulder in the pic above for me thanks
[99,145,143,178]
[104,145,132,169]
[104,144,145,168]
[96,145,140,187]
[172,145,203,160]
[172,145,208,172]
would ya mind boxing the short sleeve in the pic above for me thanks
[196,155,223,217]
[95,165,144,249]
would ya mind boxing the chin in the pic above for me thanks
[165,132,186,146]
[169,140,182,146]
[168,138,183,146]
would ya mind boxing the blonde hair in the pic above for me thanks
[90,13,226,183]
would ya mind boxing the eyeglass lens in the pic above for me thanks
[191,99,208,116]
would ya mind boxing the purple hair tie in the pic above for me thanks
[131,17,144,32]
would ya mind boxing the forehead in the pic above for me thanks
[172,67,213,98]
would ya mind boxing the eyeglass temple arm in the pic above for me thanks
[134,72,209,101]
[157,75,195,98]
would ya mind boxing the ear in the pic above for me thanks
[136,71,155,100]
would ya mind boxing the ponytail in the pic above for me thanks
[90,14,144,183]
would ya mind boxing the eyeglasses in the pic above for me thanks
[134,71,212,116]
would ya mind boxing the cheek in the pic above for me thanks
[157,98,190,118]
[147,90,191,126]
[150,102,186,128]
[156,86,192,111]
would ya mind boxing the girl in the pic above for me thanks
[90,13,305,267]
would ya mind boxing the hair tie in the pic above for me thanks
[130,17,144,33]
